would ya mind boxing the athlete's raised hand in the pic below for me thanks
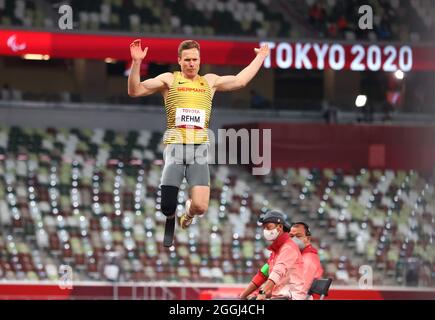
[254,44,270,58]
[130,39,148,62]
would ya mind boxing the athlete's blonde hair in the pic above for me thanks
[178,40,200,57]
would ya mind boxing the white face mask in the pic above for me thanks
[292,237,306,250]
[263,227,280,241]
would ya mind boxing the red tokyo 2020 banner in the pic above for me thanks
[1,29,435,71]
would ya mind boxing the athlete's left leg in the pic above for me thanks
[189,185,210,215]
[180,185,210,229]
[179,144,210,229]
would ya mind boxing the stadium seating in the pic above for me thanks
[0,126,267,283]
[0,125,433,287]
[1,0,432,41]
[303,0,434,41]
[263,165,435,286]
[0,0,291,38]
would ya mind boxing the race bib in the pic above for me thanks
[175,108,206,129]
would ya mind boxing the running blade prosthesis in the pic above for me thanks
[163,216,175,247]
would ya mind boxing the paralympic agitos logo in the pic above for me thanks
[7,35,27,52]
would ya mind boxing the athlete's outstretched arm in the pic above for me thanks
[128,39,171,97]
[207,44,270,92]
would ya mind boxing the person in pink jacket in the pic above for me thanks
[239,210,306,300]
[289,222,324,296]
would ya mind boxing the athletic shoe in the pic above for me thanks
[179,199,194,229]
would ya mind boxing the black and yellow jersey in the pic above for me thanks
[163,71,212,144]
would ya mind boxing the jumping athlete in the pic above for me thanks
[128,39,269,246]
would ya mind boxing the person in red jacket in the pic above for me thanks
[239,210,306,300]
[289,222,324,296]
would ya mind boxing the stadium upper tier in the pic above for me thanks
[0,0,433,41]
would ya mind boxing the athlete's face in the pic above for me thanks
[178,48,200,79]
